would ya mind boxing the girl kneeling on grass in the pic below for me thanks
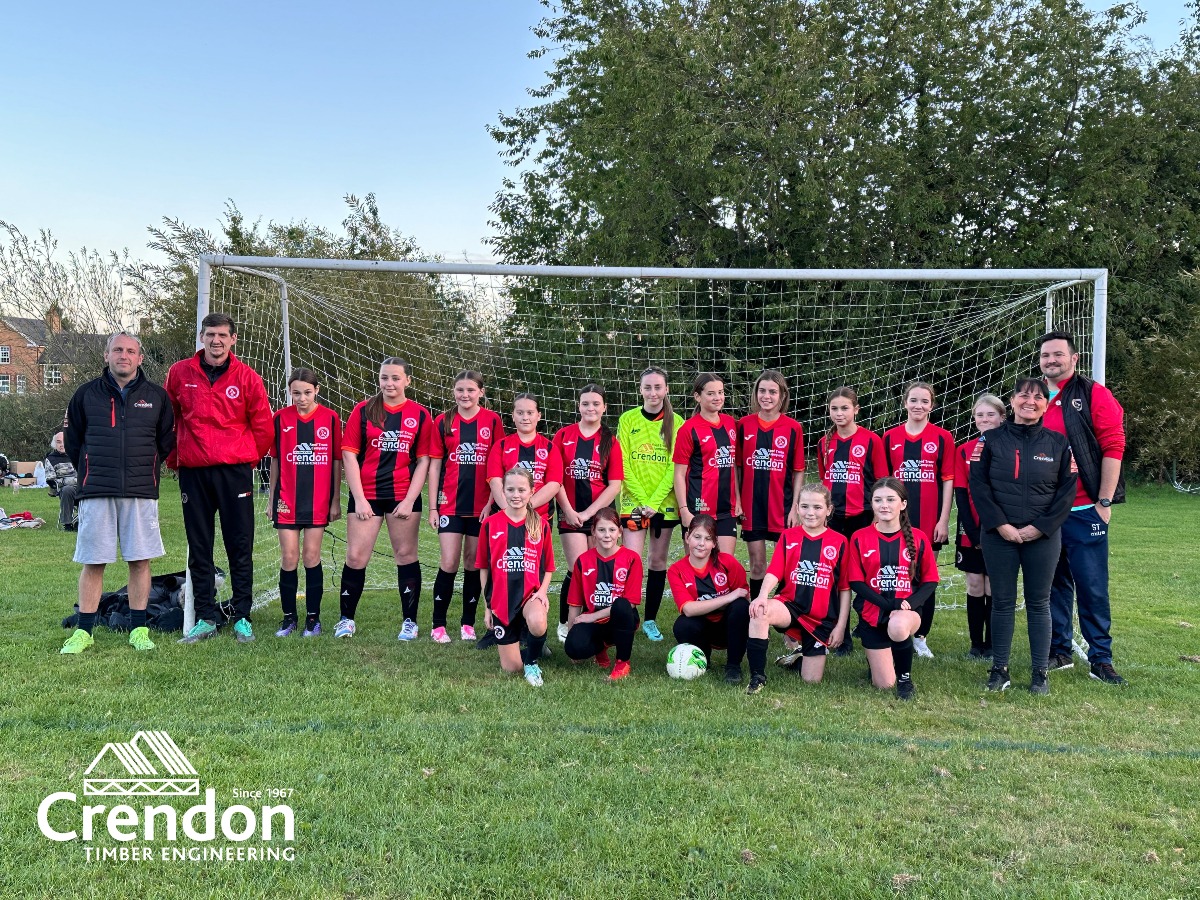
[477,467,556,687]
[267,368,343,637]
[564,508,643,682]
[847,478,940,701]
[668,514,751,684]
[745,483,850,694]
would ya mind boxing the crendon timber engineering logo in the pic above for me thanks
[38,731,296,864]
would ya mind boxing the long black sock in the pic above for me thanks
[747,636,769,679]
[304,564,324,619]
[129,608,147,630]
[279,568,299,619]
[645,568,667,622]
[432,568,455,629]
[558,571,573,625]
[461,569,481,627]
[918,588,936,638]
[983,594,993,650]
[892,638,914,681]
[339,565,366,620]
[77,611,97,634]
[397,562,422,622]
[522,627,547,666]
[749,578,764,602]
[611,597,639,662]
[965,593,985,647]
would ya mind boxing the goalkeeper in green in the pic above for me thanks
[617,366,684,641]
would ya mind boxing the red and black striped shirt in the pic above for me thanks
[431,408,505,517]
[270,404,341,527]
[486,432,563,520]
[847,525,939,627]
[737,414,805,534]
[766,526,849,642]
[567,546,643,613]
[883,423,955,540]
[552,423,624,514]
[343,399,434,503]
[667,552,748,623]
[673,414,738,519]
[475,510,556,627]
[818,426,888,518]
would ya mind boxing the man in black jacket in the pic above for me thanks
[60,332,175,654]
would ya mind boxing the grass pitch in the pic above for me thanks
[0,481,1197,898]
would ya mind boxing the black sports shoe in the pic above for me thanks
[474,630,499,651]
[986,666,1011,692]
[1047,653,1074,671]
[896,676,916,701]
[834,641,853,658]
[1089,662,1127,685]
[968,645,986,660]
[774,645,803,668]
[724,665,744,685]
[1030,669,1050,695]
[746,675,767,695]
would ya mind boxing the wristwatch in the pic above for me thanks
[1098,498,1112,508]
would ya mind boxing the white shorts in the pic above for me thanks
[74,498,165,564]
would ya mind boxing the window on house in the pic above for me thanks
[44,365,62,387]
[15,374,26,394]
[0,346,10,364]
[0,374,9,394]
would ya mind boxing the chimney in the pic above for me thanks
[45,304,63,334]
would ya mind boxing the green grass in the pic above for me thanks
[1,481,1198,898]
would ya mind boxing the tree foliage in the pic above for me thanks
[489,0,1200,475]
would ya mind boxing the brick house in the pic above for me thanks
[0,307,105,396]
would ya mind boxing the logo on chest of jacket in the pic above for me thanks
[1032,453,1055,463]
[1071,398,1083,410]
[225,386,240,400]
[134,400,153,409]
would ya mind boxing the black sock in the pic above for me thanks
[965,594,985,647]
[747,636,769,679]
[611,598,639,662]
[645,568,667,621]
[304,564,324,619]
[983,594,993,649]
[77,611,97,634]
[892,638,914,681]
[749,578,764,602]
[129,608,147,630]
[461,569,482,627]
[397,562,422,622]
[522,627,547,666]
[339,565,366,620]
[558,572,573,625]
[432,568,455,629]
[279,568,299,619]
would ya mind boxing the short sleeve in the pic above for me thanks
[270,412,282,458]
[567,557,585,607]
[940,431,956,480]
[835,539,851,591]
[342,405,363,455]
[672,423,694,465]
[606,437,625,481]
[919,536,940,583]
[723,554,748,593]
[486,439,506,481]
[624,553,644,605]
[419,412,440,459]
[543,440,564,483]
[791,422,806,471]
[954,445,969,489]
[474,531,490,570]
[541,532,556,573]
[668,564,692,612]
[330,411,343,457]
[817,436,829,481]
[765,539,789,582]
[846,535,866,582]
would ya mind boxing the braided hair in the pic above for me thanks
[871,476,921,583]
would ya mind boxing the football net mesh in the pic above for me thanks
[201,262,1095,623]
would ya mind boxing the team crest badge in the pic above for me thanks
[823,545,838,560]
[225,386,240,400]
[713,571,728,588]
[439,515,450,528]
[774,435,788,450]
[404,417,417,429]
[316,426,330,440]
[851,444,866,458]
[480,427,491,440]
[493,625,505,640]
[1071,399,1083,410]
[536,448,548,460]
[924,441,937,454]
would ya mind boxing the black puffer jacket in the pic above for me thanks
[969,420,1076,536]
[65,369,175,500]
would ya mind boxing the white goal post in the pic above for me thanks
[184,257,1107,630]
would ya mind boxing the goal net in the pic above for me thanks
[193,258,1105,627]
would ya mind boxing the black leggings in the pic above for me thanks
[672,598,751,667]
[981,530,1061,671]
[564,597,640,663]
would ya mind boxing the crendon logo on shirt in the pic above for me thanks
[225,386,240,400]
[450,442,487,465]
[497,545,537,573]
[870,564,911,595]
[286,443,330,465]
[924,441,938,454]
[133,399,153,409]
[823,545,838,561]
[851,444,866,459]
[774,434,788,450]
[707,446,735,469]
[1032,452,1055,462]
[790,558,831,590]
[372,430,411,454]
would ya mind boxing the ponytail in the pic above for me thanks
[443,370,485,437]
[640,366,676,452]
[691,372,723,415]
[366,357,412,428]
[872,476,921,582]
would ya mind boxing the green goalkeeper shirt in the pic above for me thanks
[617,406,683,518]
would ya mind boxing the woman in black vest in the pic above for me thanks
[969,379,1077,696]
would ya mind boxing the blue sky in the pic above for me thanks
[0,1,1193,265]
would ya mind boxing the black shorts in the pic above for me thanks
[829,511,873,538]
[273,522,326,531]
[439,514,481,537]
[706,516,737,538]
[742,528,781,544]
[348,496,421,517]
[621,513,679,538]
[854,617,895,651]
[954,544,987,575]
[493,607,527,645]
[775,606,828,657]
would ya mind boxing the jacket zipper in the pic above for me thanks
[1014,448,1020,481]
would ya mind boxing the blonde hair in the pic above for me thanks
[973,393,1006,418]
[504,466,542,543]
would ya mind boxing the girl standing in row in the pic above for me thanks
[674,373,740,554]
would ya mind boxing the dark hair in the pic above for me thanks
[750,369,790,416]
[590,507,622,534]
[1011,377,1050,399]
[579,383,614,468]
[442,370,486,437]
[684,513,718,565]
[1037,330,1077,353]
[365,357,412,427]
[287,367,320,389]
[200,312,236,334]
[640,366,675,452]
[825,386,859,445]
[503,466,542,543]
[870,477,921,582]
[691,372,724,414]
[513,391,540,410]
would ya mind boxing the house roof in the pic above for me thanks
[0,316,107,366]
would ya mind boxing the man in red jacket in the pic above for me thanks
[166,313,273,643]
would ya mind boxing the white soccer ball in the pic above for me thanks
[666,643,708,680]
